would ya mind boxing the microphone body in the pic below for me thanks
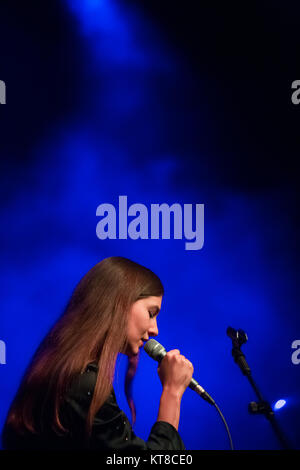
[144,339,215,405]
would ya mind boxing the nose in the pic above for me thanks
[148,317,159,338]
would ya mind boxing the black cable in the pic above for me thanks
[213,402,234,450]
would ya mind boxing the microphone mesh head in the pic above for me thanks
[144,339,166,361]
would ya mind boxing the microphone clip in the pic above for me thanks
[227,327,251,376]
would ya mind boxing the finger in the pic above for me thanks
[182,358,193,367]
[168,349,180,355]
[179,355,187,361]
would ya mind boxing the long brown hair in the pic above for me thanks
[4,256,164,440]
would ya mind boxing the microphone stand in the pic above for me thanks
[227,327,291,450]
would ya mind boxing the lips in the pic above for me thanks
[139,337,149,347]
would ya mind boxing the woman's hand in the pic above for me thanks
[157,349,194,398]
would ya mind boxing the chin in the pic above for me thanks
[124,343,139,357]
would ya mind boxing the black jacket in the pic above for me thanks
[2,363,186,451]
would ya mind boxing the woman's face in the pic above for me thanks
[124,295,162,356]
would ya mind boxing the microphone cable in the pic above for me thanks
[212,401,234,450]
[190,385,234,449]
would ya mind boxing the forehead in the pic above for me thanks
[135,296,162,309]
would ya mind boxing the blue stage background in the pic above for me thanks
[0,0,299,450]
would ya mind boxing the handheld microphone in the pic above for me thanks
[144,339,215,405]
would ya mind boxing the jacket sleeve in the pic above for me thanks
[64,365,186,451]
[89,409,186,451]
[117,418,186,451]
